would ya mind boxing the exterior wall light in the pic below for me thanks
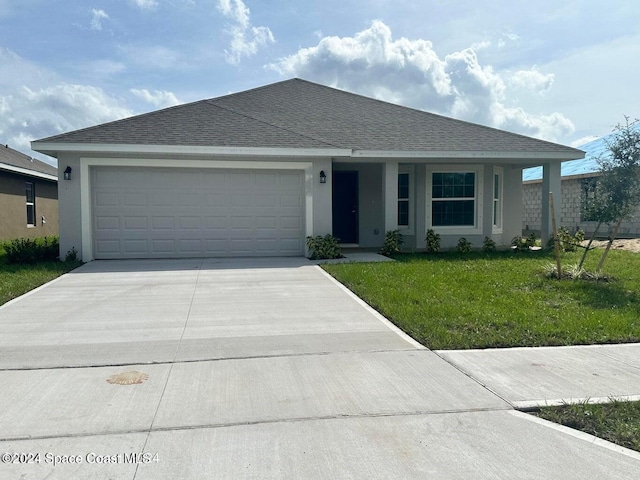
[319,170,327,184]
[63,166,72,180]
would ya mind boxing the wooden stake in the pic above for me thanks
[550,192,562,279]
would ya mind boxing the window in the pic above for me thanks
[431,172,476,226]
[397,166,414,233]
[398,173,410,227]
[493,167,503,232]
[26,182,36,227]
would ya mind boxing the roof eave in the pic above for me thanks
[30,142,353,158]
[352,149,585,161]
[0,162,58,181]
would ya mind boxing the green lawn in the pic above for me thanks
[0,248,81,306]
[537,400,640,452]
[323,249,640,349]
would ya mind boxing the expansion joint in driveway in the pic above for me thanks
[0,406,513,443]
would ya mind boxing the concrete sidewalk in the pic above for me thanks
[1,258,639,479]
[437,343,640,409]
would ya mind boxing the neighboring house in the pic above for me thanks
[523,127,640,237]
[0,144,58,241]
[32,79,583,261]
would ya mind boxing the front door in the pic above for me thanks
[332,171,359,244]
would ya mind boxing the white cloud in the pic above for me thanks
[270,20,574,142]
[130,88,181,108]
[217,0,275,64]
[131,0,158,9]
[90,9,109,31]
[0,84,131,156]
[508,68,554,94]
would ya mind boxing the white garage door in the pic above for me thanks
[92,167,305,259]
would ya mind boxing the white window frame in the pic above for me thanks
[397,165,414,235]
[492,167,503,234]
[426,165,483,235]
[26,181,36,227]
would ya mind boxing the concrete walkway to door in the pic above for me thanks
[0,258,638,479]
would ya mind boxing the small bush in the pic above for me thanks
[380,230,404,257]
[456,237,472,253]
[554,226,585,252]
[483,236,497,252]
[65,247,79,262]
[425,229,441,253]
[512,233,537,252]
[4,236,59,264]
[306,234,342,260]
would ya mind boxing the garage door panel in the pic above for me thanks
[95,192,119,207]
[92,167,304,259]
[151,239,175,253]
[206,193,229,207]
[152,217,175,230]
[124,240,148,254]
[124,216,148,230]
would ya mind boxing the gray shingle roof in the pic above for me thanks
[0,143,57,178]
[34,78,583,156]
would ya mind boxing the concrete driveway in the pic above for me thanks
[1,258,639,479]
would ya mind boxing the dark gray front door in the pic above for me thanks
[332,171,358,244]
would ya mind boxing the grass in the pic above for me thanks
[536,400,640,452]
[0,246,82,306]
[322,249,640,349]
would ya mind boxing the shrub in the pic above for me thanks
[483,236,497,252]
[456,237,472,253]
[380,230,404,257]
[425,229,441,253]
[4,236,59,264]
[65,247,79,262]
[512,233,537,252]
[306,234,342,260]
[554,226,585,252]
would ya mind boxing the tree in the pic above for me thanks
[579,117,640,272]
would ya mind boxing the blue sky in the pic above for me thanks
[1,0,639,165]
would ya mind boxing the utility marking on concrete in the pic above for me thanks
[106,371,149,385]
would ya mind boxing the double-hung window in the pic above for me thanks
[431,172,476,226]
[26,182,36,227]
[397,166,414,232]
[492,167,503,233]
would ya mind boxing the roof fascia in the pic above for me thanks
[351,150,585,161]
[0,162,57,181]
[31,142,352,158]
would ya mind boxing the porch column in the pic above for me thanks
[541,161,562,245]
[383,160,399,233]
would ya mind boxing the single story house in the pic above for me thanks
[0,144,58,241]
[523,127,640,237]
[32,78,583,261]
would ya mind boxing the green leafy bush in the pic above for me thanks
[380,230,404,257]
[456,237,472,253]
[3,236,59,264]
[512,233,537,251]
[554,226,585,252]
[65,247,79,262]
[483,236,497,252]
[306,234,342,260]
[425,229,441,253]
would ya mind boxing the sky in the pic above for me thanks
[1,0,639,166]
